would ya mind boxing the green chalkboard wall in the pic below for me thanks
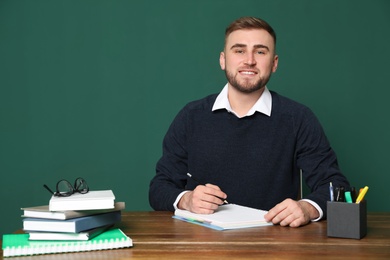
[1,0,389,235]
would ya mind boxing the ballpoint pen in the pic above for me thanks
[350,186,357,203]
[186,173,228,204]
[329,182,334,201]
[335,186,345,202]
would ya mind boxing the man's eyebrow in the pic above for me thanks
[230,43,247,49]
[230,43,270,50]
[254,44,269,50]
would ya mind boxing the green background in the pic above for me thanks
[1,0,389,236]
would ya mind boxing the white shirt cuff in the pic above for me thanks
[300,199,323,221]
[173,191,190,210]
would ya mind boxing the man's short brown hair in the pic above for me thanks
[224,17,276,46]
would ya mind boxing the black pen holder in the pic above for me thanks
[327,200,367,239]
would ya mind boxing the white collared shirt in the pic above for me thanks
[212,83,272,118]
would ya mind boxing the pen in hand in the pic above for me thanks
[186,173,228,204]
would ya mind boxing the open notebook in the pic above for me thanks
[174,204,272,230]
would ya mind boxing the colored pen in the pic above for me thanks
[356,186,369,204]
[186,173,228,204]
[344,191,353,203]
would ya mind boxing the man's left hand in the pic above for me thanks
[264,199,319,227]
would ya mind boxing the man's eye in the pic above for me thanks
[234,49,244,54]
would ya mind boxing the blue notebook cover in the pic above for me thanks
[23,211,121,233]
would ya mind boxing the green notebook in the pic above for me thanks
[2,228,132,257]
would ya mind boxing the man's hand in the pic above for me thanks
[264,199,319,227]
[178,184,227,214]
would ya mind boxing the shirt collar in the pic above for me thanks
[212,84,272,117]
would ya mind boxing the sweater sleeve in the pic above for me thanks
[149,106,189,211]
[295,107,350,218]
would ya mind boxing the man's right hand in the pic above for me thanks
[178,184,227,214]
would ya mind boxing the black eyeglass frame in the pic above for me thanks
[43,177,89,197]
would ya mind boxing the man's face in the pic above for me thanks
[220,29,278,94]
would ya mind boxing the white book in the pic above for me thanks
[174,204,273,230]
[28,225,112,241]
[49,190,115,211]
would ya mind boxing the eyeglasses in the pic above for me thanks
[43,177,89,197]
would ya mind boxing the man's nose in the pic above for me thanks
[244,53,256,66]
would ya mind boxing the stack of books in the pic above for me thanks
[2,190,133,257]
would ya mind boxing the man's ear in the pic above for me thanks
[272,55,279,73]
[219,52,226,70]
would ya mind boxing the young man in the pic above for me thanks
[149,17,350,227]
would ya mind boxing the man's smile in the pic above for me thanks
[240,71,256,75]
[239,69,258,76]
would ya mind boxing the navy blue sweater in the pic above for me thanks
[149,91,349,217]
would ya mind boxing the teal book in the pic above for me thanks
[23,210,121,233]
[2,228,132,257]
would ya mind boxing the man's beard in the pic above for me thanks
[225,69,271,94]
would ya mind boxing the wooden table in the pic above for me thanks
[2,211,390,259]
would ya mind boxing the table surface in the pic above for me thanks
[2,211,390,259]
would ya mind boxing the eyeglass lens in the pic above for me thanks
[74,178,89,194]
[56,180,74,196]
